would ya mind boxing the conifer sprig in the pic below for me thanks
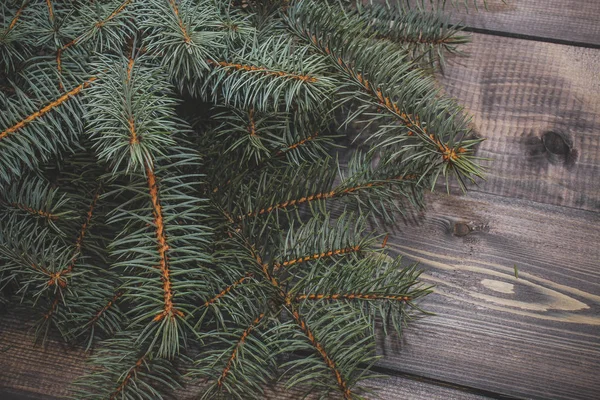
[0,0,485,398]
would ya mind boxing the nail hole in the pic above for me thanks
[542,131,569,155]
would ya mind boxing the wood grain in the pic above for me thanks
[442,0,600,46]
[0,309,493,399]
[439,33,600,211]
[377,191,600,400]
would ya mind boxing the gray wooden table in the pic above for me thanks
[1,1,599,398]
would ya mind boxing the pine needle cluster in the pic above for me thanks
[0,1,485,398]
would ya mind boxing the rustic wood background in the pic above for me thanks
[1,1,599,399]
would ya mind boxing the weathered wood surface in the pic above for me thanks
[380,191,600,400]
[441,33,600,212]
[444,0,600,46]
[0,310,492,400]
[363,31,600,400]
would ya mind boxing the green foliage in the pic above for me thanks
[0,0,484,398]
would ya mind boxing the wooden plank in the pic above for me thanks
[376,190,600,400]
[439,33,600,211]
[0,310,493,399]
[441,0,600,46]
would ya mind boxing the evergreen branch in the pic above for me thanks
[7,202,59,221]
[247,107,256,137]
[146,164,183,322]
[203,274,253,308]
[217,312,266,388]
[58,0,133,51]
[0,1,483,397]
[109,355,146,400]
[208,59,318,83]
[73,336,181,398]
[243,174,416,218]
[88,290,125,327]
[275,131,319,156]
[140,0,225,94]
[166,0,192,44]
[287,303,352,399]
[86,53,179,173]
[48,186,101,287]
[0,76,96,140]
[296,293,411,302]
[44,294,60,320]
[56,0,133,74]
[285,1,484,186]
[273,245,361,272]
[201,36,336,111]
[45,0,54,22]
[6,2,27,32]
[98,0,133,29]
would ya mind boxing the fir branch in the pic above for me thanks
[296,293,411,302]
[88,290,125,328]
[73,336,182,399]
[6,2,27,32]
[98,0,133,29]
[273,245,361,272]
[0,76,96,140]
[109,355,146,400]
[145,164,183,322]
[56,0,134,75]
[243,174,416,219]
[166,0,193,44]
[217,312,266,388]
[0,1,484,398]
[45,0,54,22]
[48,186,101,287]
[275,131,319,156]
[203,274,253,308]
[7,202,59,221]
[287,304,353,399]
[208,59,318,83]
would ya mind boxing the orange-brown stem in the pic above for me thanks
[273,245,361,271]
[217,313,266,387]
[248,108,257,136]
[97,0,132,28]
[168,0,192,43]
[208,60,317,83]
[204,275,252,308]
[9,202,58,220]
[311,35,468,159]
[48,188,100,287]
[89,290,125,326]
[45,0,54,21]
[245,190,336,218]
[146,165,182,322]
[56,0,132,72]
[245,174,416,219]
[249,245,280,289]
[109,356,145,400]
[282,132,319,153]
[250,244,352,396]
[44,294,60,320]
[128,116,139,145]
[296,293,410,302]
[289,307,352,399]
[6,3,26,31]
[126,56,135,82]
[125,47,139,145]
[0,77,97,140]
